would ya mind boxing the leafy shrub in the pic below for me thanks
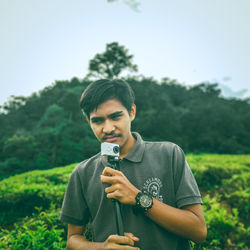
[0,206,66,249]
[0,164,76,226]
[0,155,249,249]
[0,194,51,226]
[225,188,250,224]
[187,154,250,190]
[199,195,250,249]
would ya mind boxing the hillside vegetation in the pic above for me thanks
[1,77,250,180]
[0,154,249,249]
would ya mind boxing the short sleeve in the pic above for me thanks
[172,145,202,208]
[60,166,90,225]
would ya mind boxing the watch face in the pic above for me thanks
[140,194,153,208]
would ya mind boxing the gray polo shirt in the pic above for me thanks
[60,132,202,250]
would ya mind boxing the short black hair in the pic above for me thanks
[80,79,135,118]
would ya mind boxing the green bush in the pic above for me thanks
[187,154,250,191]
[0,206,66,249]
[0,155,249,249]
[0,164,76,226]
[199,195,250,249]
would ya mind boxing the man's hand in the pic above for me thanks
[101,167,140,205]
[67,224,140,250]
[103,233,140,250]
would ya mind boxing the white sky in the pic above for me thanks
[0,0,250,106]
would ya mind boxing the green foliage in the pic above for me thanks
[187,154,250,189]
[188,154,250,224]
[0,78,95,179]
[0,75,250,180]
[200,195,249,249]
[187,154,250,249]
[0,206,66,249]
[0,155,249,249]
[0,164,76,226]
[88,42,138,79]
[223,175,250,223]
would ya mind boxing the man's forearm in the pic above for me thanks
[67,235,104,250]
[145,199,207,244]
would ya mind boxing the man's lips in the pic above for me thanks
[103,135,120,143]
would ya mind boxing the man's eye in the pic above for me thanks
[111,115,121,120]
[92,119,103,124]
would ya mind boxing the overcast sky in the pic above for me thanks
[0,0,250,106]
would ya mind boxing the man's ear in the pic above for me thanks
[86,116,90,124]
[130,104,136,121]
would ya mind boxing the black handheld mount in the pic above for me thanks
[101,142,124,236]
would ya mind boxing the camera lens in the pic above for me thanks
[113,146,119,154]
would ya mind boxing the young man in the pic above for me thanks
[60,79,207,250]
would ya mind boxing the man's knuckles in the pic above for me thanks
[107,235,134,245]
[101,175,124,185]
[103,166,123,176]
[105,184,119,193]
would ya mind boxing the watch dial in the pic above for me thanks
[140,194,152,207]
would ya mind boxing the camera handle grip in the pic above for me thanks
[107,158,124,236]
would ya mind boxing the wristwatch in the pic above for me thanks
[135,191,153,212]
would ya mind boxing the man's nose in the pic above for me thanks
[103,120,115,134]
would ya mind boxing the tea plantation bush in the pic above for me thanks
[0,206,66,249]
[0,155,249,249]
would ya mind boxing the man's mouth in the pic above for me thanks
[103,135,120,143]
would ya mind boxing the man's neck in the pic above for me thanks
[120,133,136,159]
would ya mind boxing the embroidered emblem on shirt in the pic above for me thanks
[142,177,163,202]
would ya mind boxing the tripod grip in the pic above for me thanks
[114,200,124,236]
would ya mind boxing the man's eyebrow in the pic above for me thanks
[108,111,123,118]
[90,111,123,122]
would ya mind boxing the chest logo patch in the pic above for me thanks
[142,177,163,202]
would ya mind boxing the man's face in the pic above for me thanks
[88,99,136,155]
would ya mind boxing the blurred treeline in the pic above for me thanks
[0,76,250,180]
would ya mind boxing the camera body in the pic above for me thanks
[101,142,120,157]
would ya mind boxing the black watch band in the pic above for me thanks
[135,191,153,212]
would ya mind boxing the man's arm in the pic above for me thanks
[67,224,140,250]
[146,200,207,244]
[67,224,102,250]
[101,167,207,244]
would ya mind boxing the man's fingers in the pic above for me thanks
[101,175,118,185]
[124,232,140,242]
[101,174,124,185]
[107,234,135,246]
[102,166,122,176]
[105,184,117,193]
[106,190,121,200]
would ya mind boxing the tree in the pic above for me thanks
[1,76,250,179]
[88,42,138,79]
[35,104,69,167]
[1,95,27,114]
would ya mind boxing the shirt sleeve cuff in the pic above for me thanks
[177,196,203,208]
[59,213,88,226]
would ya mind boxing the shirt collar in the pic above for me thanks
[101,132,145,166]
[124,132,145,162]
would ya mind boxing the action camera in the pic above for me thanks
[101,142,120,157]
